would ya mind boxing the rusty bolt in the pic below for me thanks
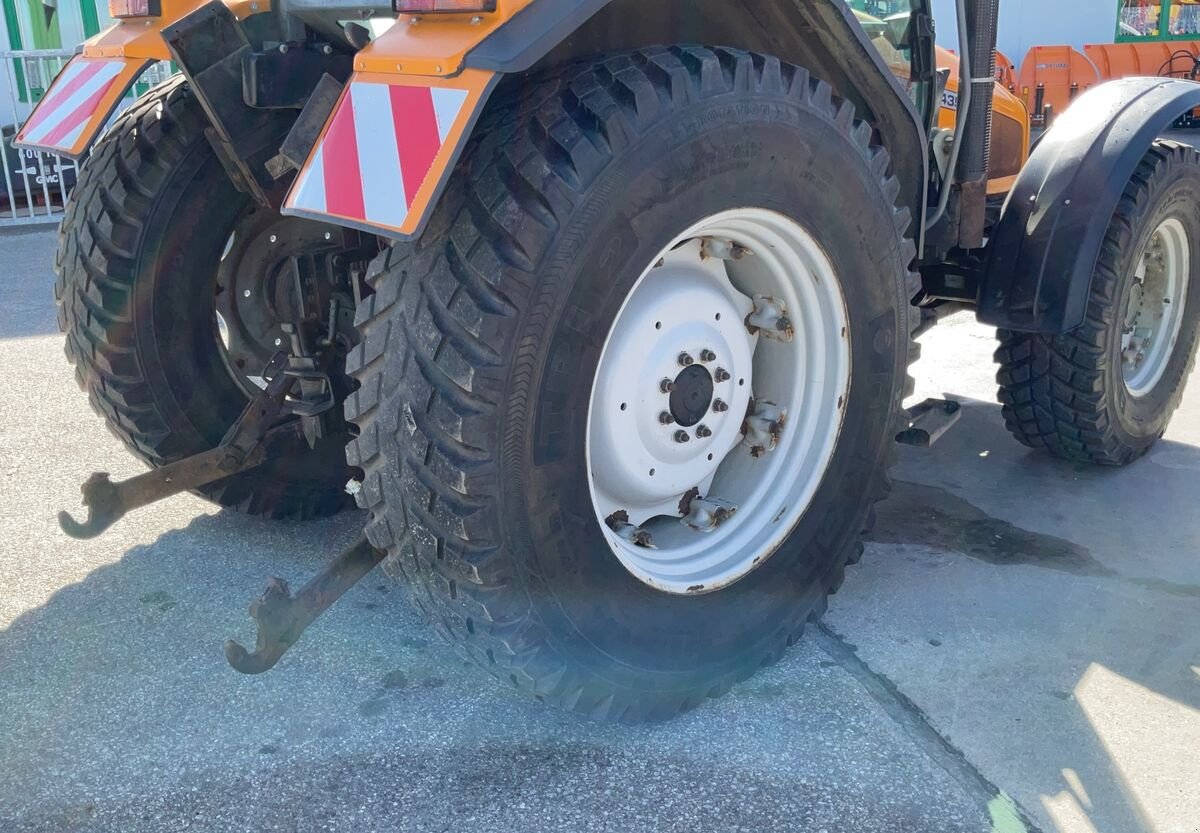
[678,352,694,367]
[714,368,731,383]
[659,411,676,425]
[660,378,676,393]
[696,425,713,439]
[700,349,717,363]
[674,430,691,444]
[712,399,729,413]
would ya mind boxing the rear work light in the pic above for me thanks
[108,0,161,17]
[392,0,496,13]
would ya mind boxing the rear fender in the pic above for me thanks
[282,0,548,239]
[978,77,1200,333]
[285,0,929,242]
[13,57,152,157]
[11,0,265,158]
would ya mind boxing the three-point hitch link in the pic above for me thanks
[225,535,385,674]
[57,351,387,675]
[58,352,299,540]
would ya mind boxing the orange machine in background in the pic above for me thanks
[1016,46,1102,128]
[1014,40,1200,128]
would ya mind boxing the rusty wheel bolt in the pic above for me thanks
[659,411,676,425]
[660,378,676,393]
[714,368,731,383]
[699,349,717,363]
[678,352,694,367]
[696,425,713,438]
[674,430,691,444]
[712,399,729,413]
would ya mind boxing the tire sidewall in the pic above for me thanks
[492,89,909,689]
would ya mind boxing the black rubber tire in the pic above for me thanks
[996,142,1200,466]
[344,47,919,721]
[56,76,354,518]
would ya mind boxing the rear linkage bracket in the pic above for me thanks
[896,398,963,448]
[58,351,385,675]
[59,352,298,540]
[162,1,351,208]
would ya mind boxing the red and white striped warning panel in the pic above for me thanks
[284,74,490,239]
[14,56,149,158]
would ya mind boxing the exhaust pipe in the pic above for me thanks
[955,0,999,249]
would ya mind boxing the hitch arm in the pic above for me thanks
[58,354,297,539]
[224,536,386,674]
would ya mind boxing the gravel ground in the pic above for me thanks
[1,228,1197,833]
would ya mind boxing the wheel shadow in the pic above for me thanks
[0,504,993,832]
[839,394,1200,833]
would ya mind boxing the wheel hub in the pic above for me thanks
[214,210,366,396]
[669,364,715,427]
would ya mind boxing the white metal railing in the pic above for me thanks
[0,49,175,226]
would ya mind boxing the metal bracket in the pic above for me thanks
[58,353,297,539]
[895,398,963,448]
[162,1,297,207]
[225,535,386,674]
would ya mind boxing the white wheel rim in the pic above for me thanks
[1123,218,1191,397]
[585,208,852,594]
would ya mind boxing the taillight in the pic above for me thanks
[108,0,161,17]
[392,0,496,12]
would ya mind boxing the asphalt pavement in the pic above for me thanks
[1,228,1197,833]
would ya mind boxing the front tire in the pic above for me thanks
[996,142,1200,466]
[345,48,919,720]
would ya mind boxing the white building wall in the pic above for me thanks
[932,0,1119,61]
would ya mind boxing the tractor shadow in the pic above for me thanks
[0,397,1195,832]
[843,396,1200,833]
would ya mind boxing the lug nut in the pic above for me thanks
[660,378,676,393]
[700,349,717,363]
[696,425,713,438]
[678,352,694,367]
[712,399,729,413]
[674,430,691,444]
[714,368,731,383]
[659,411,676,425]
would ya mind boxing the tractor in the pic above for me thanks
[17,0,1200,721]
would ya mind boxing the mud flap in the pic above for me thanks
[13,56,152,158]
[281,69,497,240]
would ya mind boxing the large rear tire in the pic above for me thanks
[345,48,919,720]
[56,77,356,518]
[996,142,1200,466]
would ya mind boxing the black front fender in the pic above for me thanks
[979,77,1200,333]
